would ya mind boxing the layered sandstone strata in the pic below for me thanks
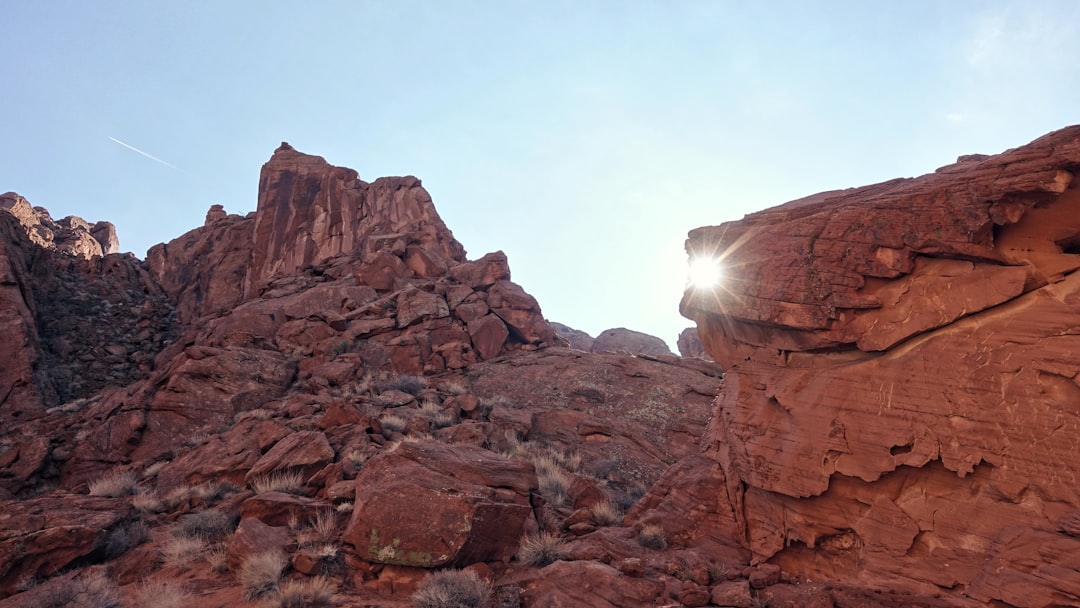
[682,125,1080,606]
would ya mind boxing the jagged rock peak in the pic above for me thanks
[0,191,118,258]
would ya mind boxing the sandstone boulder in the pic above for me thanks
[343,441,537,567]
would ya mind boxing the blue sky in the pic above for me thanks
[3,1,1078,348]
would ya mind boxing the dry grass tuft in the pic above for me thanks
[134,579,190,608]
[276,576,337,608]
[38,570,120,608]
[536,466,571,508]
[590,499,622,526]
[174,510,236,542]
[88,470,138,498]
[515,532,567,567]
[142,461,169,479]
[637,524,668,550]
[440,380,469,396]
[206,545,230,574]
[378,413,409,435]
[131,490,163,513]
[238,551,288,600]
[249,469,305,494]
[161,535,206,567]
[411,569,492,608]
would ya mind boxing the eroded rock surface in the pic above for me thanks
[682,125,1080,606]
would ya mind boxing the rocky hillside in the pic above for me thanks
[3,128,1076,608]
[682,125,1080,607]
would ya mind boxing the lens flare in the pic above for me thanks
[688,256,723,288]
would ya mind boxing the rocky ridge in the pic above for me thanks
[681,125,1080,607]
[0,144,759,607]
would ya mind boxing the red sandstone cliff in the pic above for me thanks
[682,125,1080,607]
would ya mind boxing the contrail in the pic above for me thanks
[108,137,181,170]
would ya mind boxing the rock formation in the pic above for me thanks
[677,327,711,361]
[682,125,1080,607]
[552,323,676,358]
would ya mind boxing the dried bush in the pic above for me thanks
[249,469,305,494]
[88,470,138,498]
[277,576,337,608]
[38,570,120,608]
[378,413,409,435]
[412,569,492,608]
[311,508,338,540]
[382,374,427,396]
[130,490,163,513]
[161,535,206,567]
[206,545,229,573]
[174,510,237,542]
[104,519,148,558]
[440,380,469,396]
[637,524,668,550]
[142,461,169,479]
[536,467,571,508]
[515,532,567,567]
[133,579,189,608]
[589,499,622,527]
[238,551,288,600]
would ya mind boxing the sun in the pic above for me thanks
[687,256,723,289]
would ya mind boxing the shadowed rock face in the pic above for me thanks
[682,125,1080,606]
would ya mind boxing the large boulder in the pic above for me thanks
[681,125,1080,606]
[343,441,537,567]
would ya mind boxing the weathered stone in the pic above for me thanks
[244,431,335,484]
[683,126,1080,607]
[343,441,536,567]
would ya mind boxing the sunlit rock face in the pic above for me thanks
[681,126,1080,607]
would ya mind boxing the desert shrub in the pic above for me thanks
[206,545,229,573]
[163,485,192,510]
[249,469,305,494]
[174,510,237,542]
[378,413,409,435]
[238,551,288,600]
[613,484,647,511]
[311,508,338,540]
[88,470,138,498]
[590,499,622,526]
[536,466,571,507]
[637,524,667,550]
[104,519,148,558]
[382,374,427,395]
[142,461,169,479]
[133,579,189,608]
[440,380,469,396]
[39,570,120,608]
[431,411,457,430]
[193,481,239,501]
[515,532,567,567]
[161,535,206,567]
[130,490,163,513]
[277,576,337,608]
[411,569,492,608]
[345,448,369,467]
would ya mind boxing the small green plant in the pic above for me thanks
[238,551,288,600]
[515,532,567,567]
[411,569,492,608]
[88,470,138,497]
[637,524,667,550]
[249,469,305,494]
[277,576,337,608]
